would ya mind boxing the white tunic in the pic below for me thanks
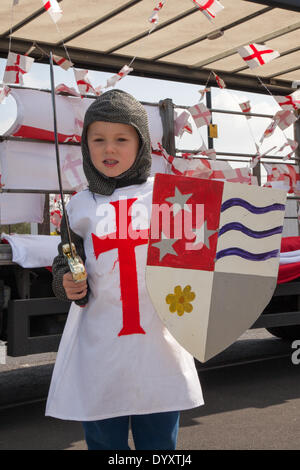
[46,179,204,421]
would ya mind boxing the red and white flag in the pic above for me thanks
[42,0,62,23]
[106,64,133,88]
[188,103,211,128]
[237,43,280,69]
[174,110,193,137]
[278,139,298,160]
[260,119,278,143]
[239,100,251,119]
[3,52,34,85]
[198,87,210,101]
[263,163,300,195]
[274,90,300,111]
[55,83,80,97]
[74,69,96,96]
[213,72,226,89]
[0,86,10,104]
[149,1,166,27]
[53,55,73,71]
[274,109,297,130]
[191,0,224,20]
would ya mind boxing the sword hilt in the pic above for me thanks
[62,243,87,283]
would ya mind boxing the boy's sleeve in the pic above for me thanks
[52,213,89,306]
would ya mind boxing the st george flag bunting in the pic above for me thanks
[237,43,280,69]
[274,90,300,111]
[149,1,167,26]
[188,103,211,128]
[191,0,224,20]
[146,174,286,362]
[274,109,297,130]
[42,0,62,23]
[3,52,34,85]
[53,55,73,71]
[239,100,251,119]
[74,69,96,96]
[106,65,133,88]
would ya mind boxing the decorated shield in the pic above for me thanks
[146,173,287,362]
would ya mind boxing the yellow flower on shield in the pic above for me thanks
[165,285,195,316]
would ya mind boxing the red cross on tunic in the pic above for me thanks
[5,54,26,84]
[243,44,275,66]
[92,198,149,337]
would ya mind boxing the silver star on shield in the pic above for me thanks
[152,233,179,262]
[203,220,218,249]
[189,220,217,250]
[165,186,193,216]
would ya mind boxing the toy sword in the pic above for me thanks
[49,51,87,284]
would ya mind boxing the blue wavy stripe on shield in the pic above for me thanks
[221,198,285,214]
[218,222,283,239]
[216,247,279,262]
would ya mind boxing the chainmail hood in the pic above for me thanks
[81,89,152,195]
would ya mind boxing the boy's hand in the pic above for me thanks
[63,271,88,300]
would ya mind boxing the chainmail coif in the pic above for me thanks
[81,89,152,195]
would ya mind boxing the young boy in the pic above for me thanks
[46,89,204,450]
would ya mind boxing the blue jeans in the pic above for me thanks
[82,411,180,450]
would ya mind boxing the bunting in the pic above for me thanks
[237,43,280,69]
[53,54,73,71]
[149,1,167,28]
[74,69,96,96]
[42,0,62,23]
[3,52,34,85]
[274,90,300,111]
[188,103,211,128]
[239,100,251,119]
[191,0,224,20]
[106,65,133,88]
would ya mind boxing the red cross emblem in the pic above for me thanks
[92,198,149,337]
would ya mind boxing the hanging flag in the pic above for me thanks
[42,0,62,23]
[213,72,226,89]
[55,83,81,97]
[278,139,298,160]
[106,64,133,88]
[74,69,96,96]
[239,100,251,119]
[259,119,278,143]
[198,142,216,160]
[198,87,210,101]
[174,109,193,137]
[0,86,10,104]
[250,145,276,169]
[53,55,73,71]
[148,1,167,28]
[263,163,300,195]
[273,109,297,131]
[188,103,211,128]
[274,90,300,111]
[237,43,280,69]
[3,52,34,85]
[191,0,224,21]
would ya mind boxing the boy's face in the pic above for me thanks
[87,121,140,178]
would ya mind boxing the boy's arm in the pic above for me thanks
[52,214,89,306]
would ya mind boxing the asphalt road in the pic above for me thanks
[0,329,299,450]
